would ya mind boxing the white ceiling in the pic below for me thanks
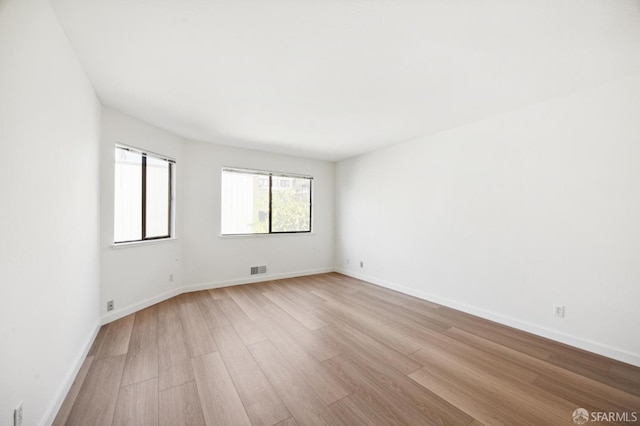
[50,0,640,161]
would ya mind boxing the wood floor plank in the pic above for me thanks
[216,297,252,324]
[233,320,268,345]
[318,311,422,375]
[376,301,452,333]
[228,285,269,320]
[210,324,291,425]
[607,362,640,396]
[314,293,389,329]
[261,301,342,361]
[346,290,415,317]
[122,305,158,386]
[191,352,252,426]
[325,354,446,426]
[609,361,640,385]
[87,326,107,357]
[273,417,299,426]
[248,340,345,426]
[329,286,448,332]
[256,317,352,405]
[157,299,194,391]
[196,290,230,328]
[433,307,555,360]
[409,348,575,425]
[284,276,327,298]
[410,365,536,426]
[178,294,217,357]
[52,356,94,426]
[325,349,473,425]
[158,381,205,426]
[94,314,135,360]
[546,352,640,396]
[404,324,539,385]
[112,378,158,426]
[444,327,640,409]
[532,374,635,415]
[277,282,326,311]
[238,284,281,313]
[397,295,442,311]
[263,290,327,330]
[355,282,424,306]
[207,288,227,300]
[65,354,126,426]
[303,276,354,298]
[319,299,421,355]
[309,274,360,294]
[329,393,390,426]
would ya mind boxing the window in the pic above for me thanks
[221,168,312,235]
[114,145,174,243]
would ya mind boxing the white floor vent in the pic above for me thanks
[250,265,267,275]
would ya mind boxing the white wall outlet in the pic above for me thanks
[553,305,565,317]
[107,300,114,312]
[360,261,364,268]
[346,258,350,265]
[169,274,174,282]
[14,401,23,426]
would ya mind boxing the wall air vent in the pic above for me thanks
[250,265,267,275]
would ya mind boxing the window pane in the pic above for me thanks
[271,177,311,232]
[114,148,142,242]
[221,171,269,234]
[145,156,170,238]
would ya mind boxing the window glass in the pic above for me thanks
[272,177,311,233]
[221,169,311,235]
[145,156,170,238]
[114,146,174,243]
[114,148,142,242]
[221,171,269,235]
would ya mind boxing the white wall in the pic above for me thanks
[0,0,101,425]
[182,140,335,289]
[100,108,184,321]
[336,74,640,366]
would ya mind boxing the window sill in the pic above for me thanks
[111,238,178,249]
[219,232,315,239]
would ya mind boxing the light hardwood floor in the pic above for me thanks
[53,273,640,425]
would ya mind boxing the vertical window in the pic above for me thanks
[114,146,174,243]
[221,168,312,235]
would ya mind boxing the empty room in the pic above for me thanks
[2,0,640,425]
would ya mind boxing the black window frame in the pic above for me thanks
[221,167,313,236]
[114,145,175,244]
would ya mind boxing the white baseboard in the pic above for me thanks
[41,319,101,426]
[101,267,335,324]
[337,269,640,367]
[182,267,336,293]
[101,287,183,324]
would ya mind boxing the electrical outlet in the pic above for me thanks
[14,401,23,426]
[360,261,364,268]
[169,274,174,282]
[346,258,350,265]
[107,300,114,312]
[553,305,565,318]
